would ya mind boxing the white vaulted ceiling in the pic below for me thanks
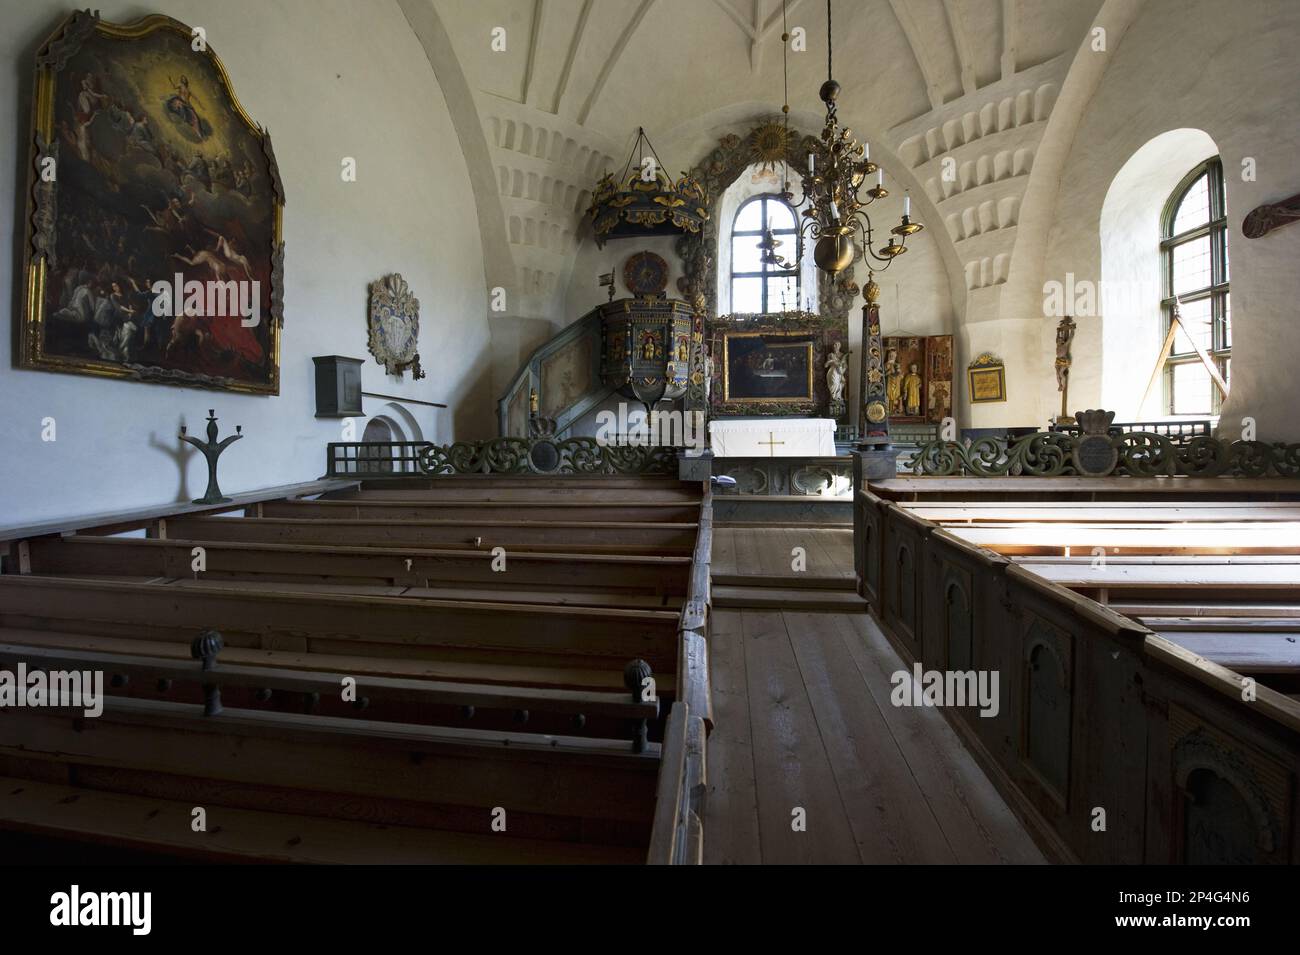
[402,0,1114,375]
[432,0,1102,138]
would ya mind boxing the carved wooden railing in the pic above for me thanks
[909,432,1300,478]
[324,437,679,477]
[1048,418,1212,441]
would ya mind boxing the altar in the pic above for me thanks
[709,417,837,457]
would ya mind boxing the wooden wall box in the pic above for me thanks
[314,356,364,418]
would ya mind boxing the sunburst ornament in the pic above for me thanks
[750,121,793,172]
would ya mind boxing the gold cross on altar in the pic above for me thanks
[758,432,785,457]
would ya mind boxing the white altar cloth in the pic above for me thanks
[709,417,836,457]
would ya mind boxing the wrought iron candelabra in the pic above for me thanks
[766,0,924,277]
[179,410,242,505]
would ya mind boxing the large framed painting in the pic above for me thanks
[19,11,285,394]
[721,330,815,404]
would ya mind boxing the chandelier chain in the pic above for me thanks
[827,0,833,82]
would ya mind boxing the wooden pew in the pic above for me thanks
[0,576,680,676]
[858,479,1300,864]
[904,501,1300,523]
[156,515,697,553]
[0,695,661,859]
[0,472,714,864]
[0,639,659,743]
[1010,557,1300,610]
[21,536,691,599]
[340,475,702,505]
[0,776,644,864]
[871,476,1300,503]
[258,498,701,523]
[943,522,1300,556]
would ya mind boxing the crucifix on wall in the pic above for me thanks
[1054,315,1076,424]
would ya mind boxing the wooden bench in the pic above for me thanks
[856,473,1300,864]
[0,576,680,676]
[0,473,714,864]
[0,776,644,864]
[0,695,662,857]
[904,501,1300,523]
[0,640,659,743]
[942,522,1300,556]
[257,498,703,523]
[155,515,698,553]
[871,476,1300,503]
[20,536,692,601]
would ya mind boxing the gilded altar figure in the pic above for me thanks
[824,341,849,403]
[885,348,902,414]
[903,363,923,416]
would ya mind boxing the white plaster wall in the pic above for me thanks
[0,0,491,525]
[1035,0,1300,439]
[564,234,684,321]
[1098,128,1217,418]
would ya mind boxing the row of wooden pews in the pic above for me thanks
[858,475,1300,864]
[0,475,712,864]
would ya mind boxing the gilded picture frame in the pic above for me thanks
[967,353,1007,403]
[721,330,815,405]
[19,10,286,394]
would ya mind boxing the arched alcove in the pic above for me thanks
[1099,129,1218,418]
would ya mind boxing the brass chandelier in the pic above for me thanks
[770,0,923,276]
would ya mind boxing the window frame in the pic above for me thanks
[730,194,801,315]
[1159,158,1229,416]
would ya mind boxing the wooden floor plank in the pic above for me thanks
[739,609,859,864]
[701,609,761,864]
[750,529,791,578]
[790,527,842,578]
[832,612,1046,864]
[784,610,956,863]
[711,527,738,578]
[730,529,765,579]
[817,528,855,572]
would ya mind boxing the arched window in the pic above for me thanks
[1160,159,1229,415]
[730,195,800,314]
